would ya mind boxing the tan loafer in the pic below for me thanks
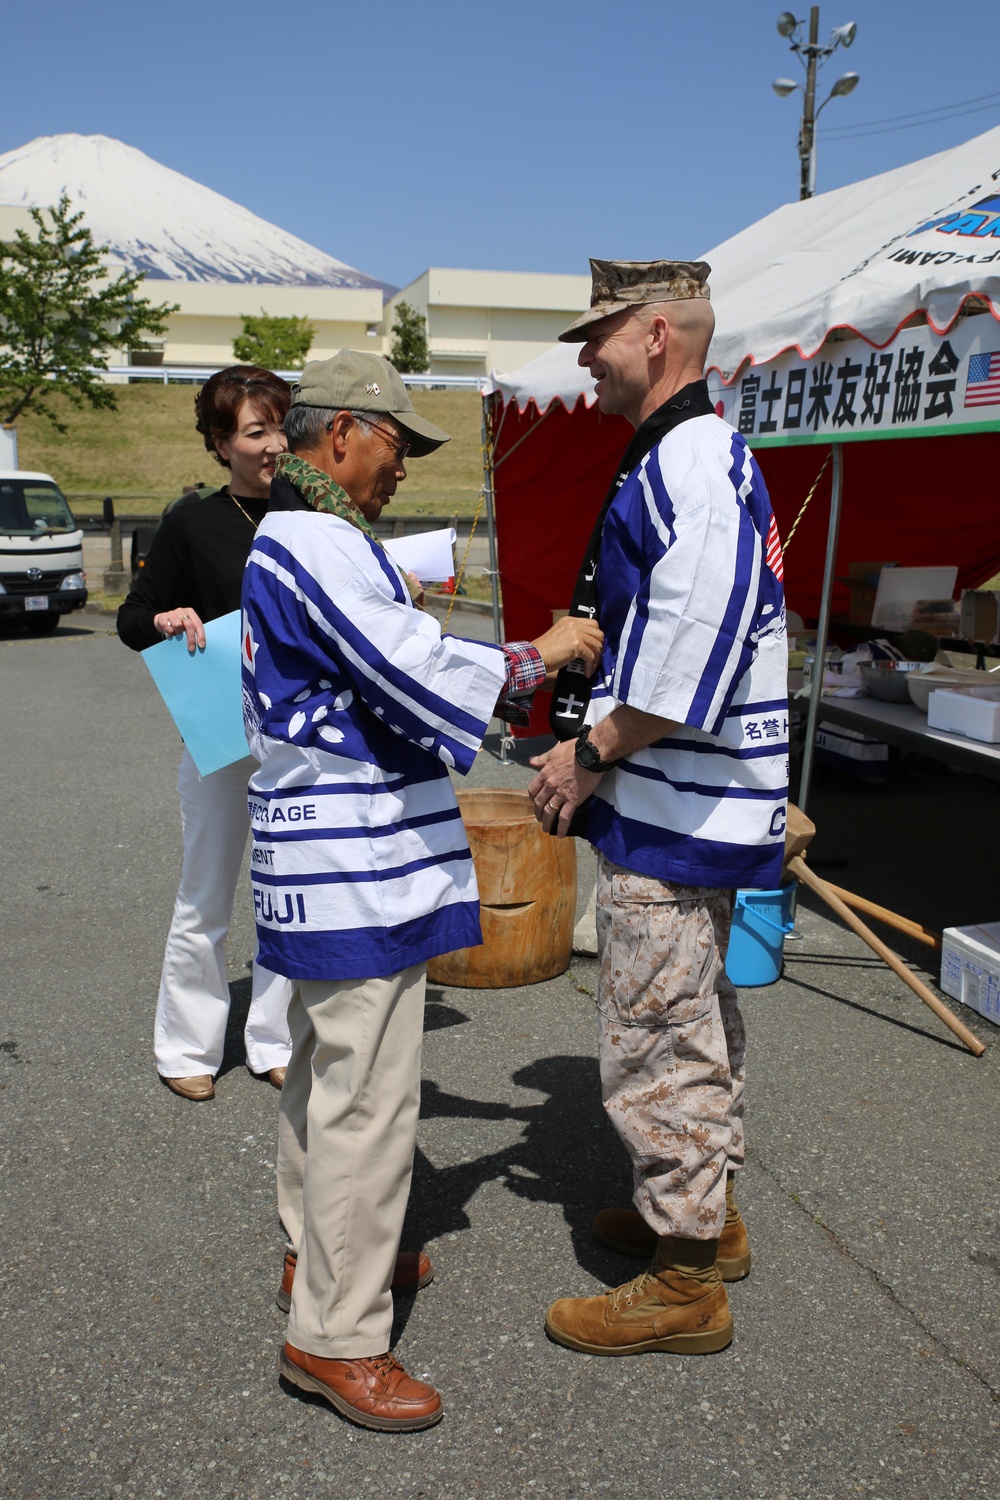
[162,1073,215,1101]
[266,1067,286,1090]
[279,1343,442,1431]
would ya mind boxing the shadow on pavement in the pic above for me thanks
[221,976,252,1079]
[393,1054,632,1344]
[220,981,631,1353]
[424,988,470,1032]
[781,965,972,1054]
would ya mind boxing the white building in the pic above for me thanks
[138,283,384,371]
[0,205,34,241]
[386,268,590,378]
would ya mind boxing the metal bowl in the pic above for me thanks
[860,661,925,703]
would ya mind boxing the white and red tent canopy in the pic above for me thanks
[485,129,1000,733]
[491,123,1000,410]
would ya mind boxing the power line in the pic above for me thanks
[822,88,1000,133]
[821,100,1000,141]
[821,94,1000,141]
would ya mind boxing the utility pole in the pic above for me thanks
[773,9,859,201]
[799,7,820,200]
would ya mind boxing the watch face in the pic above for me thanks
[575,736,602,771]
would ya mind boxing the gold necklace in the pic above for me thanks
[228,487,258,526]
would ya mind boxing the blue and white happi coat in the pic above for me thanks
[241,511,506,981]
[578,414,789,890]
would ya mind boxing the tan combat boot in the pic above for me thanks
[592,1172,752,1281]
[545,1236,733,1356]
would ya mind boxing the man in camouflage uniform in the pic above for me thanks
[528,259,788,1356]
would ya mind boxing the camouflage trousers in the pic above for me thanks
[596,854,746,1242]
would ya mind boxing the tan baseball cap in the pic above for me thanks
[291,350,450,457]
[558,258,712,342]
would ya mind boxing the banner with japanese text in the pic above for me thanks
[707,316,1000,447]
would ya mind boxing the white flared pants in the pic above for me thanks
[154,747,293,1079]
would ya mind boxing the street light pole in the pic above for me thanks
[799,6,820,200]
[773,8,858,200]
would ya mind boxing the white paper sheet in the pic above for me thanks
[383,527,456,583]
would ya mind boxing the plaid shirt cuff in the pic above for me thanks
[497,641,546,725]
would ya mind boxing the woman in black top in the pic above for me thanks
[118,366,294,1101]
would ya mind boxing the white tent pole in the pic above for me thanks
[480,396,503,645]
[796,441,842,816]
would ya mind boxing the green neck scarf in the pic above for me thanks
[275,451,421,605]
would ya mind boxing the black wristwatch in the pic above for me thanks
[574,726,618,773]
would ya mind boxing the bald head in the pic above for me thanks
[647,297,715,364]
[578,297,716,429]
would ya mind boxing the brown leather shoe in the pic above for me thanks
[275,1248,434,1314]
[545,1236,733,1357]
[162,1073,215,1101]
[279,1342,442,1431]
[266,1067,286,1090]
[592,1175,752,1282]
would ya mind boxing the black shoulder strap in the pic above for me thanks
[549,380,715,738]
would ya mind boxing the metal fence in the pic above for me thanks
[98,365,490,391]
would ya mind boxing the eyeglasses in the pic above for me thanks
[360,417,410,464]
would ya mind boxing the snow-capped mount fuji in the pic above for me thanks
[0,133,390,291]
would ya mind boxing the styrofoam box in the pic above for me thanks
[927,688,1000,743]
[940,922,1000,1027]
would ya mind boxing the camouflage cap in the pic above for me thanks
[291,350,449,457]
[558,258,712,342]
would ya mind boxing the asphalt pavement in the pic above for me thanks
[1,615,997,1500]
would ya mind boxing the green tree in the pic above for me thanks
[389,300,430,374]
[0,195,177,430]
[233,311,314,370]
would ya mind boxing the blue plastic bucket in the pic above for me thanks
[726,884,796,987]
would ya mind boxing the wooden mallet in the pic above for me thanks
[782,805,985,1057]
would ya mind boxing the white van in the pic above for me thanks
[0,471,88,633]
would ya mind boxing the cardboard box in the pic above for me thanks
[927,687,1000,743]
[960,589,1000,645]
[844,562,890,626]
[940,922,1000,1027]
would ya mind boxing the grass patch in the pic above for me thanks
[86,589,128,615]
[17,385,487,517]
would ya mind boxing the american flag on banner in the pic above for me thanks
[964,351,1000,407]
[765,513,784,582]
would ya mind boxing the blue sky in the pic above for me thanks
[3,0,999,289]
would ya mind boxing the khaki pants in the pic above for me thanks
[277,963,427,1359]
[596,854,744,1242]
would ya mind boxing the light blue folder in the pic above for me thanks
[141,610,249,776]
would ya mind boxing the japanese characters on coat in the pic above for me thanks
[576,417,789,892]
[240,512,506,981]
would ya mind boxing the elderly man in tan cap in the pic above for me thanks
[240,350,602,1429]
[528,260,788,1357]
